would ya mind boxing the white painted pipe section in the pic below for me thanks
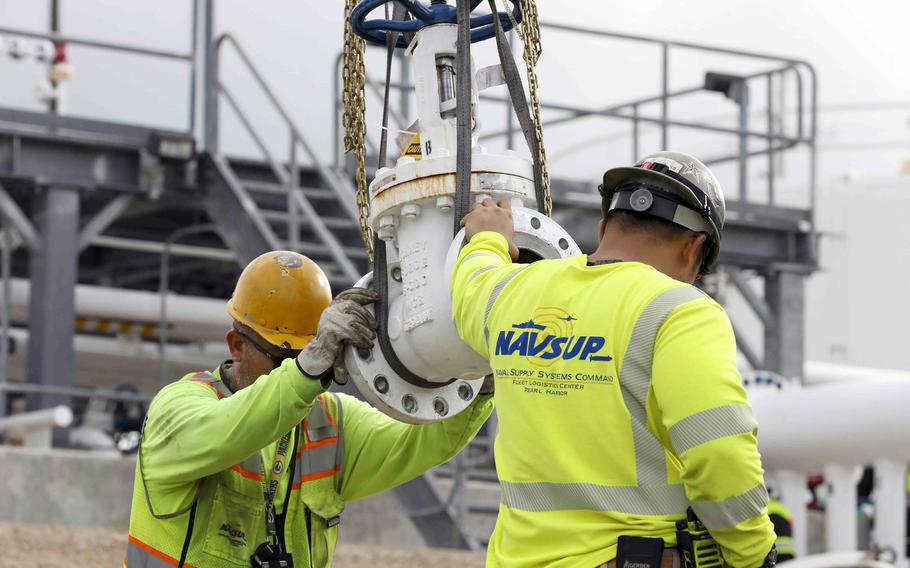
[824,464,861,552]
[4,327,227,368]
[775,469,811,558]
[0,405,73,448]
[778,551,895,567]
[7,278,231,342]
[805,361,910,385]
[0,405,72,432]
[873,460,908,568]
[749,379,910,469]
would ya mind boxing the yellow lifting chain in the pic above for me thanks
[341,0,551,259]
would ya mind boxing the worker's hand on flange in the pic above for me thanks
[296,287,379,385]
[460,197,519,261]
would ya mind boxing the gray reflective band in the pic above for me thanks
[463,251,501,264]
[692,483,769,529]
[306,399,334,442]
[500,480,689,515]
[184,372,232,398]
[300,443,338,479]
[238,453,260,473]
[669,404,757,455]
[482,265,528,344]
[620,286,707,485]
[334,393,345,492]
[127,539,176,567]
[468,264,498,283]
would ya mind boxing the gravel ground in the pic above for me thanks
[0,523,487,567]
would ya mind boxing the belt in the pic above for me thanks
[602,549,682,568]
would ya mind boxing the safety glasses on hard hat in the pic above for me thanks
[233,322,302,369]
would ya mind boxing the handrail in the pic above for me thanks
[0,26,193,62]
[215,33,360,221]
[339,20,818,216]
[0,0,199,134]
[214,34,360,282]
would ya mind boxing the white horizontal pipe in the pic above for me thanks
[778,551,894,568]
[750,377,910,470]
[804,360,910,385]
[7,278,231,341]
[0,405,72,432]
[4,327,227,368]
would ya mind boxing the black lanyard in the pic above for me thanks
[257,427,295,543]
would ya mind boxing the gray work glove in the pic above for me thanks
[296,287,379,385]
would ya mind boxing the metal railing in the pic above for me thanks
[212,33,360,282]
[334,21,818,216]
[0,0,200,134]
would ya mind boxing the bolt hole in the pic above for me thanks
[558,238,569,250]
[357,347,372,361]
[432,397,449,416]
[391,266,402,282]
[457,383,473,401]
[402,394,418,414]
[530,216,541,229]
[373,374,389,394]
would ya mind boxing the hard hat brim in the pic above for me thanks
[226,301,316,351]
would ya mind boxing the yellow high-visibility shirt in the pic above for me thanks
[451,231,775,568]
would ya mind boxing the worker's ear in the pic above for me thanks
[682,232,708,275]
[226,329,245,363]
[597,218,607,242]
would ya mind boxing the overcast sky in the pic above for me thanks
[1,0,909,371]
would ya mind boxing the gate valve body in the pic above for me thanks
[345,0,580,424]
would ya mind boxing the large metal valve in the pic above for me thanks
[350,0,521,48]
[344,0,579,424]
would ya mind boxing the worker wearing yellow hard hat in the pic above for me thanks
[451,152,777,567]
[127,250,493,567]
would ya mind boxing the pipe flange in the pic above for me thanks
[344,272,486,425]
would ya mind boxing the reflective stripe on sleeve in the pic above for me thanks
[500,480,689,515]
[668,404,757,455]
[463,251,502,264]
[482,265,528,344]
[691,483,769,529]
[620,286,707,485]
[467,264,498,283]
[126,535,190,567]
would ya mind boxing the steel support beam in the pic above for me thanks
[0,182,40,251]
[763,270,805,379]
[26,187,79,441]
[78,195,134,252]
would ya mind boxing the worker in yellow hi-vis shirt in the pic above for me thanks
[451,151,777,568]
[127,251,492,568]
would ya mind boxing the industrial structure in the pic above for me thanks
[4,1,904,567]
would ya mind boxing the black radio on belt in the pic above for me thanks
[615,535,665,568]
[250,542,294,568]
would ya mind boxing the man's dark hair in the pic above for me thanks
[603,210,710,268]
[604,209,693,242]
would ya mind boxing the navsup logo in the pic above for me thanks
[495,307,613,367]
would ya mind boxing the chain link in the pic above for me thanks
[517,0,552,216]
[342,0,374,260]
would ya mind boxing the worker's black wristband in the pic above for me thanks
[295,358,332,384]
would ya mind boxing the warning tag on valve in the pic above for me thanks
[401,133,423,161]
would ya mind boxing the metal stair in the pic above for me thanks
[201,154,368,287]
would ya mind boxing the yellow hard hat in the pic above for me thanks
[226,251,332,350]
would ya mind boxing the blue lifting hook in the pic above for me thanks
[349,0,522,48]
